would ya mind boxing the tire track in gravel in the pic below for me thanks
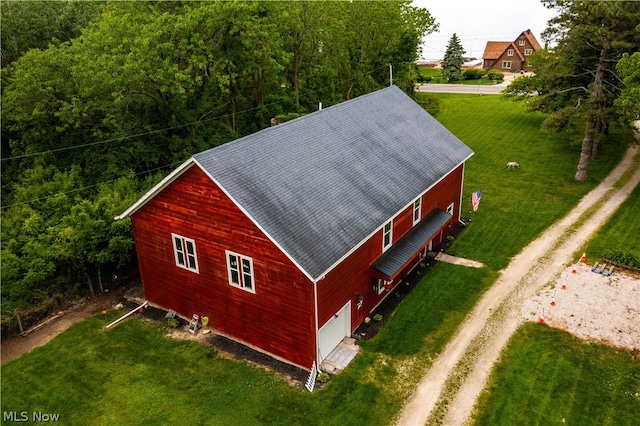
[395,144,640,426]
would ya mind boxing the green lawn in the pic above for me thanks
[1,95,633,425]
[582,181,640,265]
[424,93,627,270]
[472,323,640,425]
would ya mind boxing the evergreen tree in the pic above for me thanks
[441,33,465,82]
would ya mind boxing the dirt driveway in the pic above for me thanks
[396,144,640,426]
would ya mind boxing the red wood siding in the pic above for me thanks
[316,164,466,333]
[131,165,315,369]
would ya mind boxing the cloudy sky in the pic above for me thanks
[412,0,558,60]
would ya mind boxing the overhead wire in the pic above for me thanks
[1,63,395,163]
[0,62,399,210]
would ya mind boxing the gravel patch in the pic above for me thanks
[522,261,640,352]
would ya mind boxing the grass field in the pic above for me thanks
[425,93,628,270]
[1,94,633,425]
[582,181,640,264]
[472,323,640,425]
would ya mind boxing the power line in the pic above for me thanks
[0,63,397,209]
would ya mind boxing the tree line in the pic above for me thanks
[1,1,436,319]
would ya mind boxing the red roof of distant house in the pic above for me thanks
[482,41,511,59]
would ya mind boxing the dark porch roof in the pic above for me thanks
[371,209,452,279]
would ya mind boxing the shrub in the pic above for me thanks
[486,69,504,83]
[462,68,486,80]
[317,372,330,384]
[416,75,432,83]
[167,317,179,328]
[373,314,383,322]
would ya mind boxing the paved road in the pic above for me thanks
[416,82,508,95]
[416,73,519,95]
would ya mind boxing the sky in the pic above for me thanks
[412,0,558,61]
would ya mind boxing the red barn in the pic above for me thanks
[116,86,473,370]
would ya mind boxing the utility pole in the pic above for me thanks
[389,63,393,86]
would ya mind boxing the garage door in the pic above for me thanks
[318,302,350,360]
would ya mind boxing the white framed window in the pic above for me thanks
[524,49,533,56]
[226,251,255,293]
[446,203,454,216]
[507,49,514,56]
[382,220,393,252]
[519,39,525,46]
[172,233,199,273]
[413,198,421,226]
[502,61,512,69]
[376,279,387,295]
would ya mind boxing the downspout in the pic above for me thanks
[106,301,148,329]
[458,162,466,225]
[313,278,320,368]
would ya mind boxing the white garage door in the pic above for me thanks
[318,302,350,360]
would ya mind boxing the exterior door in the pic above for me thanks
[317,302,350,360]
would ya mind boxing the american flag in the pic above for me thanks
[471,189,482,211]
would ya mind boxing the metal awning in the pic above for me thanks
[371,209,452,279]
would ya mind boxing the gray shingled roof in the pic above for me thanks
[194,86,473,280]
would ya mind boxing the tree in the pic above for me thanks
[615,52,640,119]
[504,1,640,181]
[441,33,465,82]
[0,0,104,67]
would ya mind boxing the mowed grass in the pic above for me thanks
[1,314,311,425]
[472,323,640,425]
[1,95,632,424]
[583,181,640,262]
[422,93,628,270]
[1,266,495,425]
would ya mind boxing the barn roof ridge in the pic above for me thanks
[118,86,474,280]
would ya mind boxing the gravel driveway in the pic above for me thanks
[395,144,640,425]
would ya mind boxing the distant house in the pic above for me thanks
[482,29,542,72]
[116,86,474,371]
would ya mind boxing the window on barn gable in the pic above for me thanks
[502,61,512,69]
[226,251,255,293]
[172,233,199,273]
[524,49,533,56]
[519,39,525,46]
[413,198,421,226]
[382,220,393,252]
[507,49,514,56]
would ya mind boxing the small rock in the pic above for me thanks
[115,303,123,309]
[203,329,211,335]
